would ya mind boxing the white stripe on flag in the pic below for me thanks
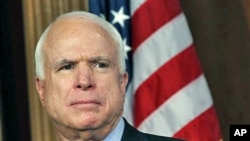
[123,83,134,125]
[138,74,213,136]
[130,0,146,15]
[133,13,193,92]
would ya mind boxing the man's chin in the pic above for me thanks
[72,117,101,130]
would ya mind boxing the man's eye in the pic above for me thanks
[92,62,110,72]
[60,64,75,71]
[96,62,108,68]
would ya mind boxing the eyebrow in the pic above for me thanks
[53,56,112,67]
[89,56,111,63]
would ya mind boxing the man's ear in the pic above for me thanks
[120,72,129,95]
[35,77,45,107]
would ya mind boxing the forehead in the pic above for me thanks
[43,17,118,58]
[47,17,115,45]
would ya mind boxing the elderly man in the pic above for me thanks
[34,11,184,141]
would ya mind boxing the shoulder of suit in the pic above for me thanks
[144,133,185,141]
[122,118,185,141]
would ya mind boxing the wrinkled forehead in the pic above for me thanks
[42,16,119,59]
[46,17,113,44]
[43,17,118,52]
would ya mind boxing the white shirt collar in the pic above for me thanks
[104,118,125,141]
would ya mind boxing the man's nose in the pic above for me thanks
[74,66,95,91]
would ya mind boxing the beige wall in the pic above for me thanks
[22,1,88,140]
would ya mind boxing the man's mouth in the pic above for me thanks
[70,100,101,108]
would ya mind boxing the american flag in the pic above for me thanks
[89,0,222,140]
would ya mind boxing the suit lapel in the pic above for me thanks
[121,118,149,141]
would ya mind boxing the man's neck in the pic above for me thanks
[55,117,122,141]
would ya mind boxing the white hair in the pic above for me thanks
[35,11,126,79]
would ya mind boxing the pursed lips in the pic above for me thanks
[70,99,101,106]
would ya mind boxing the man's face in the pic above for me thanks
[35,18,128,131]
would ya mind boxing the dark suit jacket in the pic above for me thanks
[121,119,185,141]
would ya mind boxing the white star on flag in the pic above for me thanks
[99,13,106,19]
[111,6,130,27]
[123,38,131,58]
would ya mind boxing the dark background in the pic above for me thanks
[1,0,250,141]
[0,0,30,141]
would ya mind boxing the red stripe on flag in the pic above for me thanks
[173,107,222,141]
[134,45,203,127]
[132,0,182,51]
